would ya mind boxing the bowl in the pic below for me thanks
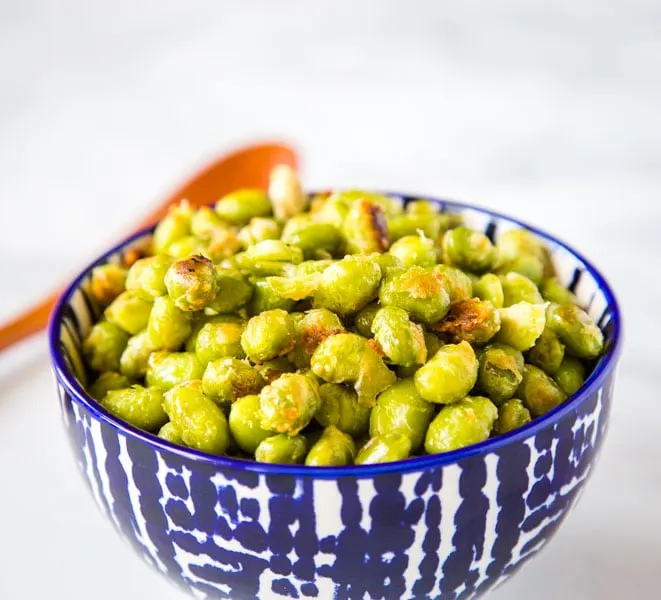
[49,193,622,600]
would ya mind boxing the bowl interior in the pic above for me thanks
[49,194,621,473]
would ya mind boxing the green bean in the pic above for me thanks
[414,341,478,404]
[314,256,382,316]
[494,301,546,351]
[477,343,525,405]
[388,234,436,268]
[370,379,435,452]
[473,273,504,308]
[425,396,497,453]
[259,372,321,435]
[125,255,172,300]
[356,434,412,465]
[102,385,168,431]
[546,303,604,359]
[104,291,153,335]
[202,358,265,406]
[431,298,501,345]
[146,352,204,391]
[343,198,390,254]
[315,383,371,437]
[371,306,427,367]
[553,356,586,396]
[494,398,531,435]
[215,189,272,225]
[500,272,543,306]
[90,264,127,306]
[83,321,129,373]
[305,426,357,466]
[88,372,131,401]
[163,381,230,454]
[379,266,451,324]
[526,326,565,375]
[228,394,273,454]
[254,434,307,464]
[442,226,496,273]
[517,365,567,417]
[147,296,192,350]
[311,333,396,406]
[165,255,218,312]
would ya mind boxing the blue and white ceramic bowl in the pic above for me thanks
[49,195,622,600]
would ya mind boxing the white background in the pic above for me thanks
[0,2,659,599]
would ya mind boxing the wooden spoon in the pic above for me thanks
[0,141,299,353]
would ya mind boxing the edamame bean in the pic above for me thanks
[546,303,604,359]
[241,309,295,363]
[315,383,371,437]
[477,343,525,404]
[305,426,356,466]
[356,434,412,464]
[102,385,168,431]
[517,365,567,417]
[379,266,451,323]
[370,379,434,451]
[229,395,273,454]
[371,306,427,367]
[83,321,129,373]
[147,296,192,350]
[494,398,532,434]
[202,358,265,406]
[104,291,153,335]
[553,356,586,396]
[259,373,321,435]
[165,255,218,311]
[146,352,204,391]
[414,341,478,404]
[163,381,230,454]
[526,326,565,375]
[255,434,307,464]
[425,396,497,454]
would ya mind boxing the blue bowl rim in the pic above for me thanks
[48,193,623,479]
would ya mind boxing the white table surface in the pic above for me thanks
[1,2,659,599]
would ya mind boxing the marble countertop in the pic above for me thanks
[1,2,658,598]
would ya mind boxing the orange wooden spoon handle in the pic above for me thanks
[0,141,299,353]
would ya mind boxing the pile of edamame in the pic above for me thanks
[81,166,604,466]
